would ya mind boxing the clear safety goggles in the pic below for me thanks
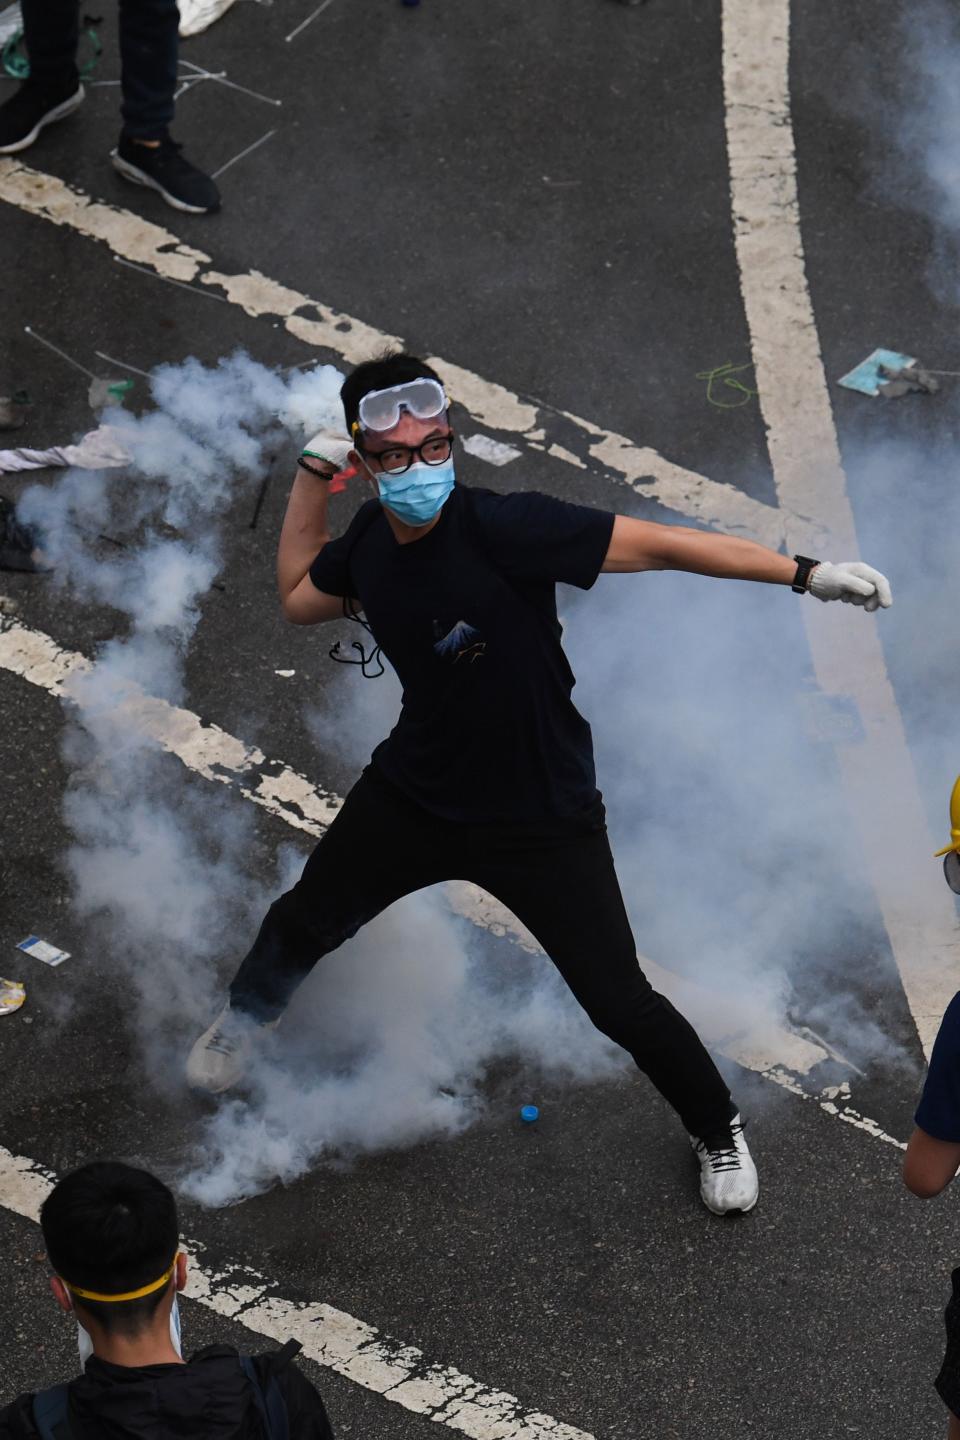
[356,378,447,434]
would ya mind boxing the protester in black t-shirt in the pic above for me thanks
[187,352,892,1217]
[0,1162,333,1440]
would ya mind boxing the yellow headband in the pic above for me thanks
[64,1253,179,1304]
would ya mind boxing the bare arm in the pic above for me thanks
[601,515,797,584]
[276,462,346,625]
[903,1126,960,1197]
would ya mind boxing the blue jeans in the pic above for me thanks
[22,0,179,138]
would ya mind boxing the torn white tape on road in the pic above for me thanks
[0,1143,593,1439]
[0,610,826,1080]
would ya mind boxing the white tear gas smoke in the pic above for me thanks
[18,353,347,1058]
[19,352,624,1207]
[23,353,934,1208]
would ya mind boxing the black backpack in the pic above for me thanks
[31,1340,302,1440]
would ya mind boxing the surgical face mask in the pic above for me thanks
[374,458,455,528]
[77,1296,183,1367]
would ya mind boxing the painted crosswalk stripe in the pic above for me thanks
[0,1143,593,1440]
[0,158,782,548]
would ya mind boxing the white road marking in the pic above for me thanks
[0,610,825,1079]
[0,1143,593,1440]
[0,159,782,546]
[765,1073,906,1152]
[722,0,960,1057]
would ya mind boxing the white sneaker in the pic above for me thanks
[690,1113,759,1215]
[186,1004,277,1094]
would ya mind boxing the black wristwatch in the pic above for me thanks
[791,554,819,594]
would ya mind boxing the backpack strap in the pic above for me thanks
[31,1385,72,1440]
[240,1343,301,1440]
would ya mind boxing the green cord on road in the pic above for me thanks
[696,360,758,409]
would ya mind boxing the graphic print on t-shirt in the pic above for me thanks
[433,619,486,664]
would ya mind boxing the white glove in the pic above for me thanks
[300,430,353,471]
[808,561,892,612]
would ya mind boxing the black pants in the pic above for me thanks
[22,0,179,138]
[231,766,734,1139]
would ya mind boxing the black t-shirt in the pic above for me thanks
[309,485,615,823]
[916,991,960,1141]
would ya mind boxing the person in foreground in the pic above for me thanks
[903,776,960,1437]
[0,1161,334,1439]
[187,352,893,1218]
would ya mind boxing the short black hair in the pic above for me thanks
[340,351,444,435]
[41,1162,179,1336]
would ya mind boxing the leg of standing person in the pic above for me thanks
[464,810,759,1214]
[110,0,221,213]
[0,0,85,154]
[186,767,460,1091]
[950,1415,960,1440]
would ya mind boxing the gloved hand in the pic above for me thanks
[301,430,353,472]
[808,561,892,612]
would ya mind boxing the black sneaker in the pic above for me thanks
[110,133,220,214]
[0,80,84,155]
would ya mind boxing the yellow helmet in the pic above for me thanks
[934,775,960,857]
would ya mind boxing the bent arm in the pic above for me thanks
[276,462,345,625]
[903,1126,960,1197]
[601,515,796,584]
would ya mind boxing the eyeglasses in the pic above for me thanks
[360,431,454,476]
[356,378,447,434]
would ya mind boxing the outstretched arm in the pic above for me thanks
[601,516,892,609]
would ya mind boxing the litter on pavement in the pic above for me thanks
[0,424,132,474]
[0,979,26,1015]
[17,935,71,967]
[462,434,522,467]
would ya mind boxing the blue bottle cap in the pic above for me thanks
[520,1104,539,1123]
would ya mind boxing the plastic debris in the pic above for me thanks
[17,935,70,967]
[838,348,916,397]
[520,1104,539,1124]
[0,4,22,46]
[0,979,25,1015]
[0,423,132,474]
[462,434,522,467]
[275,668,295,677]
[88,377,135,410]
[178,0,239,35]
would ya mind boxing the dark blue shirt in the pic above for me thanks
[309,485,615,823]
[916,992,960,1141]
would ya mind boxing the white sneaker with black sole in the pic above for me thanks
[0,82,84,154]
[186,1003,278,1094]
[690,1112,759,1215]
